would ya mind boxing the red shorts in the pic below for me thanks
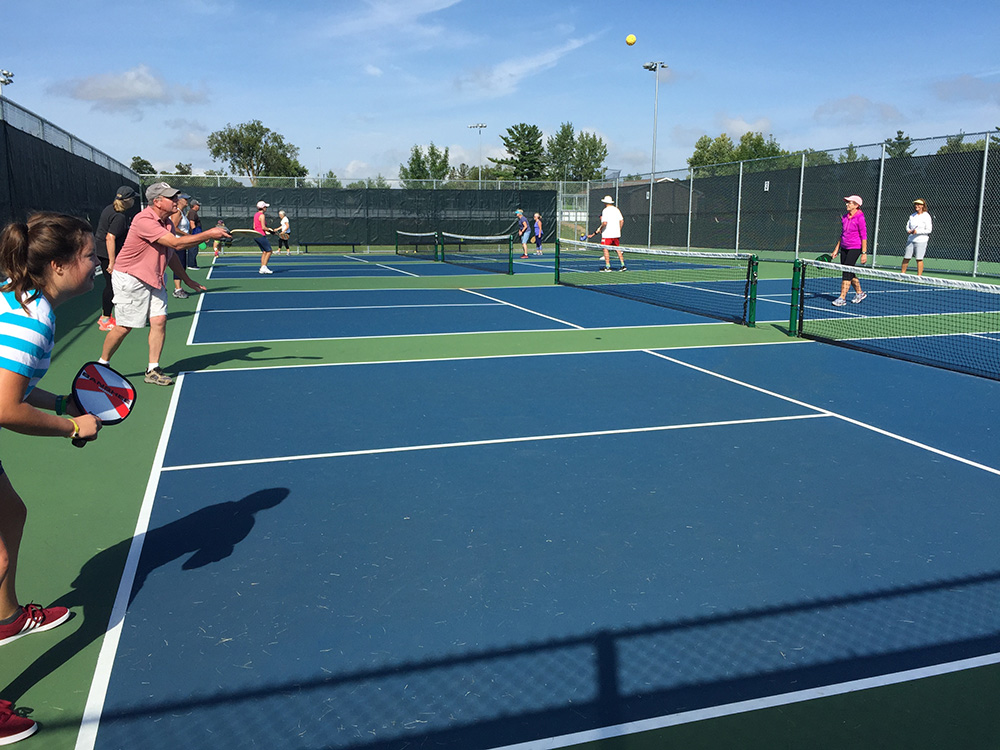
[601,238,620,246]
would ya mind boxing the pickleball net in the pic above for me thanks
[555,239,759,326]
[791,259,1000,381]
[395,230,438,259]
[439,233,514,275]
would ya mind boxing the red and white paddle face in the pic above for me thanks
[72,362,136,425]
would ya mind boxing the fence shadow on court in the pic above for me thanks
[2,488,289,704]
[43,564,1000,749]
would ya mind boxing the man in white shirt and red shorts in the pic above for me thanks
[596,195,626,272]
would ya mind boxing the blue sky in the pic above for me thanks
[6,0,1000,180]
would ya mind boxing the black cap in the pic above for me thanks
[116,186,138,200]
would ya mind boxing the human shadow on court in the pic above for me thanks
[167,345,322,376]
[2,487,288,703]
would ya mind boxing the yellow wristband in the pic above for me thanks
[67,418,80,439]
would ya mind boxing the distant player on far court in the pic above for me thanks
[277,210,291,255]
[533,213,543,256]
[253,201,274,274]
[596,195,626,272]
[515,209,531,259]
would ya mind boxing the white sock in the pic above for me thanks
[148,362,159,372]
[98,358,109,365]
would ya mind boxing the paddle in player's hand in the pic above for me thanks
[70,362,136,448]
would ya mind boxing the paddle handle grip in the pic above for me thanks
[72,437,87,448]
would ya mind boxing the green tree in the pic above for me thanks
[688,133,737,169]
[399,145,429,184]
[837,142,868,163]
[174,162,193,175]
[490,123,545,180]
[546,122,576,180]
[346,175,389,189]
[426,143,450,181]
[936,132,987,154]
[202,169,243,187]
[571,131,608,181]
[131,156,155,174]
[732,132,786,162]
[400,143,450,187]
[884,130,915,159]
[316,170,343,188]
[206,120,308,185]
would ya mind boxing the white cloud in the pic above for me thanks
[50,65,206,115]
[454,35,596,99]
[813,95,901,126]
[165,119,209,150]
[718,116,773,137]
[320,0,460,39]
[344,160,372,179]
[365,64,384,77]
[932,74,1000,105]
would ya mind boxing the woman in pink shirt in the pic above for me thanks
[253,201,274,275]
[829,195,868,306]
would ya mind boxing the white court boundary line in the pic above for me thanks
[486,652,1000,750]
[75,373,185,750]
[159,413,828,473]
[73,348,1000,749]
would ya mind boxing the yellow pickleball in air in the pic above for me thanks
[626,34,637,46]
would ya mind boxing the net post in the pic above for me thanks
[746,255,758,327]
[789,259,802,336]
[435,231,440,262]
[507,234,513,275]
[555,238,561,284]
[395,234,399,256]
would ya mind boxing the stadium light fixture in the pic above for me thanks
[468,123,487,189]
[0,69,13,98]
[643,62,667,247]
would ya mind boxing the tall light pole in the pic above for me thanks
[0,70,13,99]
[316,146,322,186]
[643,62,667,247]
[468,123,487,189]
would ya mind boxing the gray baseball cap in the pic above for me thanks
[145,181,180,202]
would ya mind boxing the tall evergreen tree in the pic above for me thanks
[490,123,545,180]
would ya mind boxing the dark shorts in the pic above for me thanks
[840,247,863,281]
[253,235,273,254]
[278,237,290,249]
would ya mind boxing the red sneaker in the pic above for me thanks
[0,701,37,745]
[0,604,71,647]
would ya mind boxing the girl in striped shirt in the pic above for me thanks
[0,214,103,745]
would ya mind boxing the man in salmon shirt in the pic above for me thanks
[97,182,230,386]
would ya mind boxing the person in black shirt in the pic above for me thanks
[94,186,138,330]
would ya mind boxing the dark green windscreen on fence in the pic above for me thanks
[141,184,558,247]
[0,122,137,226]
[591,149,1000,264]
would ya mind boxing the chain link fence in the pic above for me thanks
[590,132,1000,278]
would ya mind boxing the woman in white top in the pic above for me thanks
[277,210,291,255]
[901,199,932,276]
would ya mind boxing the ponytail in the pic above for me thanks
[0,213,93,310]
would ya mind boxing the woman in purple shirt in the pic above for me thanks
[830,195,868,306]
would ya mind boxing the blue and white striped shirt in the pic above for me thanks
[0,289,55,398]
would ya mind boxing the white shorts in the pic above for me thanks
[112,271,169,328]
[903,235,929,260]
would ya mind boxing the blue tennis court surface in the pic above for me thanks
[84,344,1000,750]
[208,254,557,279]
[190,286,771,344]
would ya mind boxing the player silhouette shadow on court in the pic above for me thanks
[2,487,289,704]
